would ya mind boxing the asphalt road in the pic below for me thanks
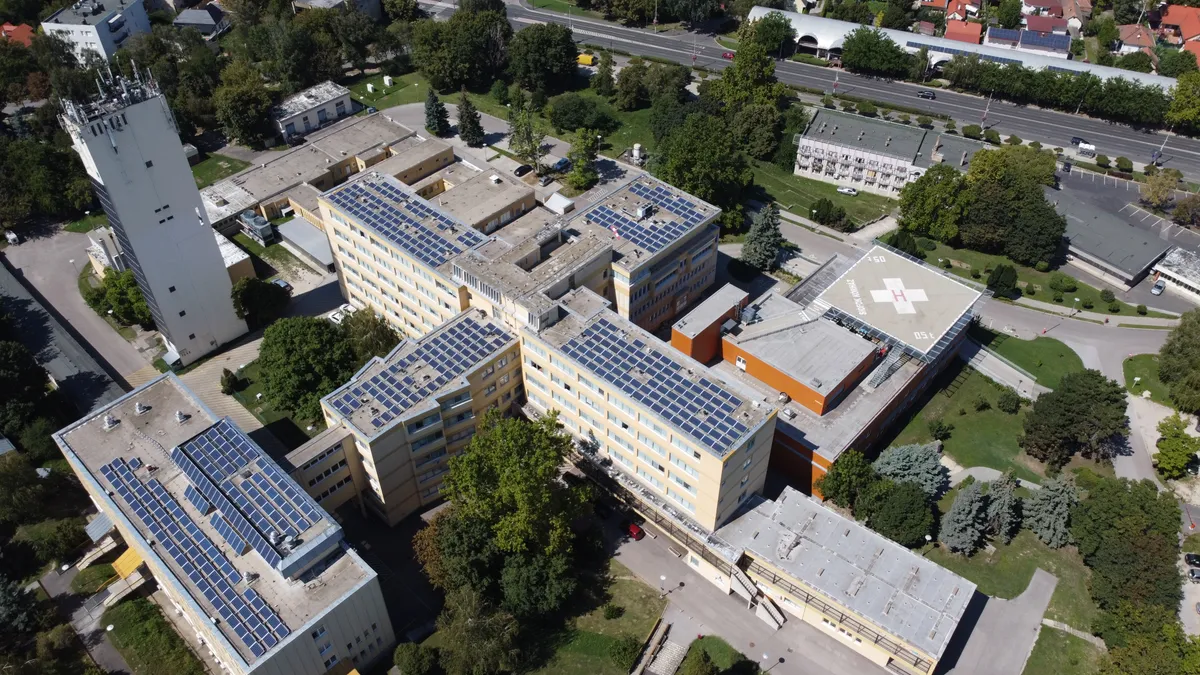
[505,1,1200,179]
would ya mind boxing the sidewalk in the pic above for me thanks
[40,566,132,675]
[1014,296,1180,327]
[957,338,1050,400]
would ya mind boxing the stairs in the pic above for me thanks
[646,640,688,675]
[755,594,786,629]
[731,566,757,603]
[868,347,909,388]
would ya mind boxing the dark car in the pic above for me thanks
[514,164,534,177]
[1189,568,1200,584]
[1187,553,1200,567]
[917,90,936,100]
[271,278,293,294]
[1061,162,1072,173]
[1071,136,1086,146]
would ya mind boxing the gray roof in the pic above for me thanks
[276,217,333,267]
[44,0,139,26]
[1155,246,1200,281]
[726,311,876,397]
[717,487,977,661]
[85,512,114,542]
[0,434,13,456]
[173,7,220,26]
[1048,186,1173,276]
[272,81,351,122]
[803,109,987,170]
[673,284,749,339]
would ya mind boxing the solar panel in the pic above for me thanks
[211,513,249,555]
[559,318,750,453]
[128,457,142,470]
[988,27,1020,41]
[184,484,211,514]
[1019,30,1070,50]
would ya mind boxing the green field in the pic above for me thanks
[345,71,432,112]
[231,361,324,449]
[1022,626,1104,675]
[969,326,1084,389]
[1123,353,1173,407]
[191,153,250,189]
[926,529,1098,633]
[750,160,896,228]
[65,212,107,233]
[102,597,207,675]
[526,0,604,18]
[232,232,308,279]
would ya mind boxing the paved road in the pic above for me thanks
[943,570,1056,675]
[505,1,1200,180]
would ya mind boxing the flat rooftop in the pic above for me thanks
[572,175,719,272]
[673,284,749,340]
[273,81,351,121]
[804,109,926,163]
[1155,246,1200,280]
[44,0,136,26]
[53,375,371,668]
[324,310,516,438]
[918,133,986,170]
[1048,186,1173,277]
[435,168,534,227]
[277,217,333,267]
[813,245,981,358]
[214,230,249,268]
[539,292,774,457]
[322,171,487,272]
[718,487,976,661]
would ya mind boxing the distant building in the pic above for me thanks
[944,19,982,44]
[291,0,381,20]
[1,22,34,46]
[272,81,353,142]
[1024,14,1068,33]
[41,0,150,61]
[1152,247,1200,305]
[1046,185,1173,286]
[984,26,1072,58]
[1022,0,1063,17]
[1117,23,1156,54]
[1161,4,1200,44]
[172,5,227,37]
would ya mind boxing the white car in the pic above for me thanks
[329,310,345,325]
[1151,279,1166,296]
[836,187,858,196]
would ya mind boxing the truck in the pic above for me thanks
[1078,142,1097,158]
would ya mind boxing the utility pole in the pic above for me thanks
[692,33,698,67]
[653,0,658,33]
[981,91,992,126]
[1155,124,1174,165]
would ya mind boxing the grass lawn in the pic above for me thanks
[191,153,250,189]
[717,36,739,50]
[750,160,896,228]
[1123,353,1173,407]
[969,326,1084,389]
[926,530,1098,632]
[344,71,431,111]
[65,212,107,233]
[70,563,116,595]
[77,267,137,341]
[1184,534,1200,554]
[679,636,760,674]
[103,597,206,675]
[231,360,324,449]
[1022,626,1104,675]
[232,232,308,278]
[526,0,605,18]
[927,241,1167,318]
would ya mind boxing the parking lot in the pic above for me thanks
[1057,169,1200,255]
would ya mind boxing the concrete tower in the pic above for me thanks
[61,72,245,366]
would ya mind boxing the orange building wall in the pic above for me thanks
[671,300,746,364]
[721,339,876,416]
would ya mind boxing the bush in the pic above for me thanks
[609,635,642,671]
[1029,141,1042,149]
[490,80,509,104]
[1099,288,1115,303]
[791,53,830,66]
[1108,301,1121,313]
[970,269,981,279]
[393,643,438,675]
[998,388,1022,414]
[547,92,615,132]
[942,258,952,269]
[1137,304,1148,315]
[1081,298,1094,309]
[1035,261,1050,272]
[822,94,834,108]
[1053,291,1063,302]
[1006,135,1022,145]
[1116,156,1133,172]
[1048,272,1077,293]
[945,120,956,133]
[856,101,877,116]
[974,395,991,411]
[898,112,910,124]
[840,100,855,111]
[984,129,1001,144]
[70,564,115,595]
[962,124,982,139]
[219,368,241,396]
[916,115,932,127]
[602,603,624,620]
[928,418,953,440]
[1096,154,1110,168]
[14,518,88,564]
[1024,286,1035,296]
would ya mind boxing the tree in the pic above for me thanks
[1176,194,1200,228]
[443,411,590,556]
[230,277,289,328]
[425,87,450,137]
[997,0,1022,28]
[547,93,613,132]
[740,203,784,272]
[1169,71,1200,132]
[614,59,648,111]
[707,42,788,112]
[592,50,615,97]
[411,11,512,91]
[652,113,753,209]
[840,27,912,78]
[459,0,505,11]
[815,449,878,508]
[457,90,485,147]
[986,472,1021,543]
[732,103,782,160]
[887,230,923,258]
[258,317,356,421]
[940,481,988,555]
[1160,310,1200,413]
[1154,413,1199,480]
[741,11,796,57]
[664,0,720,23]
[811,198,849,230]
[1160,49,1199,78]
[998,387,1022,414]
[1115,50,1154,74]
[565,129,600,190]
[15,517,86,563]
[986,264,1018,297]
[0,453,44,525]
[393,643,438,675]
[1101,625,1200,675]
[17,417,60,464]
[1020,370,1128,468]
[384,0,420,21]
[0,340,45,438]
[508,23,577,93]
[681,650,720,675]
[436,587,520,675]
[0,574,43,648]
[1024,475,1077,548]
[855,479,935,547]
[102,270,153,328]
[898,164,966,242]
[499,552,576,618]
[342,310,401,366]
[1142,170,1179,210]
[872,442,949,499]
[334,9,382,72]
[213,60,273,147]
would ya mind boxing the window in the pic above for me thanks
[670,455,698,478]
[324,655,339,668]
[311,627,327,641]
[735,355,747,370]
[667,488,694,512]
[318,641,333,656]
[671,473,695,494]
[636,466,664,490]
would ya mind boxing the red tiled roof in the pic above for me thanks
[920,0,949,8]
[1163,5,1200,41]
[1118,23,1156,48]
[944,19,983,44]
[946,0,971,17]
[1184,40,1200,59]
[0,23,33,47]
[917,20,937,35]
[1025,15,1068,32]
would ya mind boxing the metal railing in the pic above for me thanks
[743,559,934,674]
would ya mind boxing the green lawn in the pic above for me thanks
[750,160,896,228]
[526,0,604,18]
[191,153,250,189]
[1124,353,1172,407]
[232,361,324,450]
[679,636,760,674]
[1184,534,1200,553]
[1022,626,1104,675]
[232,232,308,278]
[71,564,116,595]
[928,241,1166,318]
[102,597,207,675]
[969,326,1084,389]
[926,530,1098,633]
[344,71,432,112]
[65,212,107,233]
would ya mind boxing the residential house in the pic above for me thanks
[1025,14,1068,33]
[1022,0,1063,17]
[1061,0,1084,32]
[1161,4,1200,44]
[272,81,353,141]
[1117,23,1156,54]
[172,5,227,37]
[1,22,34,46]
[947,0,978,20]
[944,19,983,43]
[984,26,1072,57]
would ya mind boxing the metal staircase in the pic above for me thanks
[868,347,910,388]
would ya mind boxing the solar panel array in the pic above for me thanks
[987,27,1020,41]
[329,316,513,430]
[212,513,249,555]
[99,457,290,658]
[560,318,750,453]
[1019,30,1071,50]
[184,484,212,515]
[325,177,484,268]
[584,181,709,256]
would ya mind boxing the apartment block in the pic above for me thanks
[302,310,521,525]
[53,375,395,675]
[42,0,150,61]
[272,81,354,142]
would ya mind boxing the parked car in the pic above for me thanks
[722,51,735,60]
[1061,162,1072,173]
[539,175,553,187]
[1070,136,1086,146]
[917,90,936,100]
[514,164,534,177]
[1195,602,1200,615]
[271,278,293,294]
[367,107,377,114]
[836,186,858,196]
[1188,567,1200,583]
[1152,279,1167,296]
[1187,553,1200,567]
[620,519,645,540]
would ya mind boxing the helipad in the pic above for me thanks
[815,246,982,356]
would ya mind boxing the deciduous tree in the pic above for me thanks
[213,60,273,146]
[652,113,752,208]
[708,41,788,111]
[565,129,600,190]
[230,277,289,329]
[1169,71,1200,133]
[997,0,1022,28]
[1160,310,1200,413]
[1142,170,1180,210]
[872,442,949,498]
[342,310,400,366]
[1154,413,1199,480]
[508,23,577,94]
[898,163,966,242]
[0,453,44,525]
[732,103,782,160]
[840,27,912,78]
[614,59,649,111]
[436,587,520,675]
[940,481,987,554]
[103,270,153,328]
[1020,370,1128,468]
[258,317,356,421]
[814,449,877,508]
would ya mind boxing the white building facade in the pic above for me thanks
[42,0,150,61]
[273,82,354,141]
[61,77,246,366]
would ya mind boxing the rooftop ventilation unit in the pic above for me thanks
[175,410,189,424]
[134,402,150,416]
[102,414,119,431]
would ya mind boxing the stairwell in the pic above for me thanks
[646,640,688,675]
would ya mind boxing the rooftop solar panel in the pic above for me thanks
[988,27,1020,40]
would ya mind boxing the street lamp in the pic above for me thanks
[659,575,667,598]
[1072,297,1080,316]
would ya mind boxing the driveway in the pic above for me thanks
[3,228,147,380]
[41,565,131,675]
[941,569,1057,675]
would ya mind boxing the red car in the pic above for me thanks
[623,521,645,540]
[721,51,735,60]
